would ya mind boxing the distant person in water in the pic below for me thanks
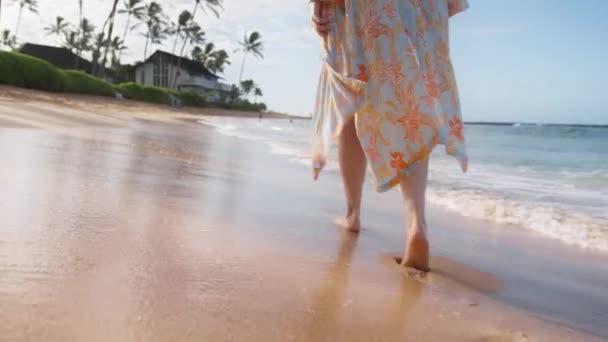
[311,0,469,272]
[259,112,263,122]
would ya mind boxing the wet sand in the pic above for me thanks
[0,91,606,341]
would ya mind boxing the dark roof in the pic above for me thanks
[143,50,218,80]
[19,43,94,73]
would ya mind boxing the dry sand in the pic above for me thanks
[0,88,605,341]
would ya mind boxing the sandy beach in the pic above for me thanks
[0,88,606,341]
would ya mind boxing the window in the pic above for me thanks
[153,55,160,87]
[161,60,169,87]
[152,55,170,88]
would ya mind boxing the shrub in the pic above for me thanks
[0,51,67,91]
[229,99,267,112]
[63,70,116,96]
[116,82,175,104]
[0,52,213,109]
[176,91,207,107]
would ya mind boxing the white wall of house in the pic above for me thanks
[135,56,232,103]
[136,59,181,90]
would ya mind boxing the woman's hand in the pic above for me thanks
[311,0,333,37]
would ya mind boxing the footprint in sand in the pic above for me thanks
[382,253,502,294]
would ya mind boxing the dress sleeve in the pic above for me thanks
[448,0,469,17]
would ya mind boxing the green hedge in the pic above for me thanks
[176,91,207,107]
[116,83,208,107]
[0,51,209,109]
[64,70,116,96]
[115,82,174,104]
[0,51,67,91]
[229,99,267,112]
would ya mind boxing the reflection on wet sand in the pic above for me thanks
[0,115,600,341]
[295,232,359,341]
[294,233,426,341]
[382,275,425,340]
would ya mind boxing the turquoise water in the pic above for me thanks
[201,118,608,251]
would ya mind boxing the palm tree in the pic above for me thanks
[44,16,69,45]
[254,87,262,103]
[1,29,17,50]
[190,0,222,19]
[228,84,240,102]
[171,10,191,55]
[140,1,165,60]
[175,0,223,53]
[206,49,230,74]
[235,31,263,82]
[109,36,126,66]
[91,32,106,70]
[78,0,82,50]
[179,0,223,62]
[117,0,144,61]
[240,79,254,99]
[171,20,205,88]
[76,18,95,58]
[62,30,78,53]
[98,0,121,77]
[13,0,38,39]
[191,42,213,63]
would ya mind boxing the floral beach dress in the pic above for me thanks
[312,0,469,192]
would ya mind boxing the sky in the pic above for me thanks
[1,0,607,124]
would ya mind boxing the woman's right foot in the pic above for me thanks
[402,229,430,272]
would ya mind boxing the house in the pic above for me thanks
[19,43,94,74]
[135,50,232,103]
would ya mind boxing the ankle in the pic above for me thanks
[346,207,360,219]
[408,223,427,238]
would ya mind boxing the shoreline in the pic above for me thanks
[0,93,606,340]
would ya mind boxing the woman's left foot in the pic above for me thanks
[402,229,430,272]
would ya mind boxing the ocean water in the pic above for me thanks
[200,117,608,252]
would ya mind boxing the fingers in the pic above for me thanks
[313,21,332,36]
[311,1,334,36]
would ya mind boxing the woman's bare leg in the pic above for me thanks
[398,160,430,271]
[337,118,367,232]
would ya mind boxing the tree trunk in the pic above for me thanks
[171,1,199,89]
[118,13,131,62]
[91,15,111,75]
[99,0,120,78]
[143,32,149,60]
[76,0,83,70]
[239,52,248,82]
[171,32,179,54]
[15,5,23,38]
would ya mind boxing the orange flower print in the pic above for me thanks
[386,63,405,87]
[356,64,369,82]
[396,105,422,140]
[390,152,409,173]
[449,117,464,141]
[396,101,436,144]
[423,73,439,99]
[357,2,391,52]
[364,137,382,162]
[382,1,398,20]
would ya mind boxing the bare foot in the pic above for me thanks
[334,213,360,233]
[402,229,430,272]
